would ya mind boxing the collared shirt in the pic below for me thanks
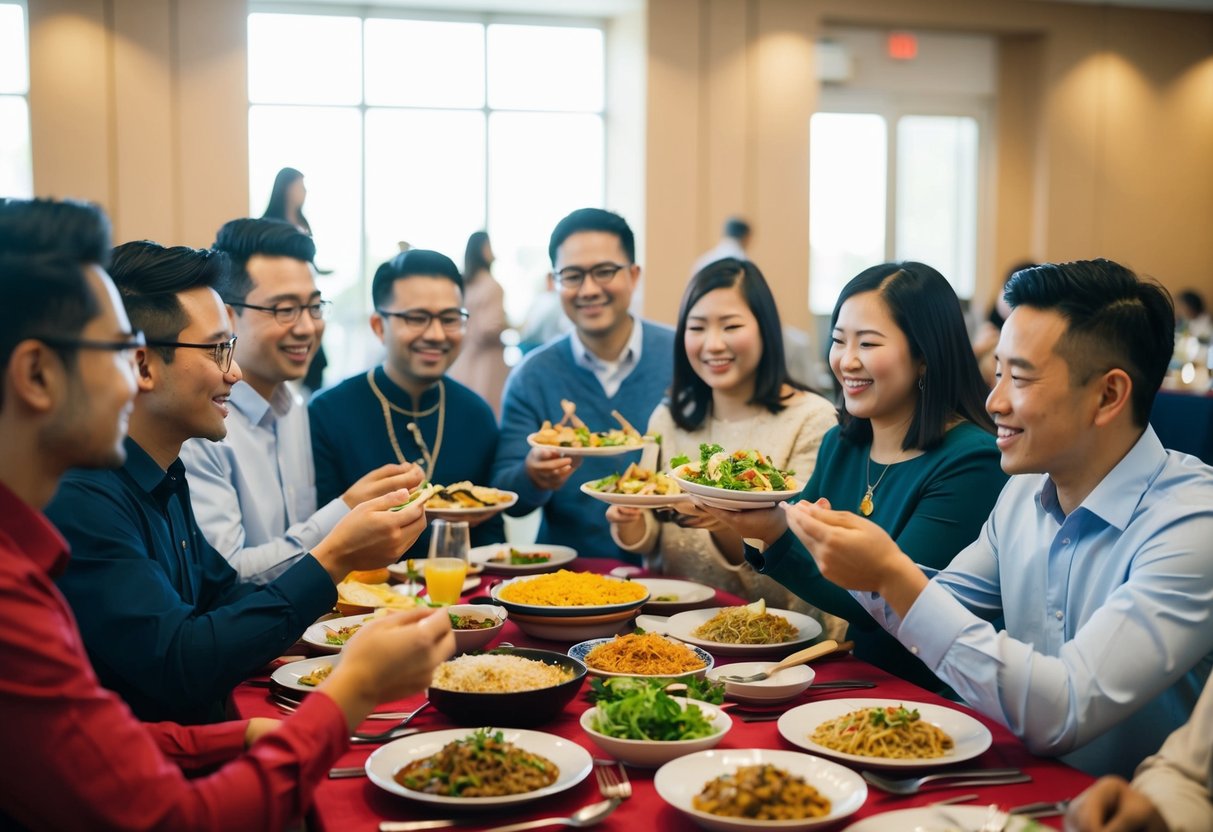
[181,380,349,583]
[46,436,337,724]
[0,478,349,831]
[569,315,644,398]
[854,428,1213,777]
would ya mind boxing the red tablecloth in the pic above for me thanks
[232,558,1094,831]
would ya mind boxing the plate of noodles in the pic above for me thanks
[664,600,823,656]
[366,727,592,808]
[654,748,867,831]
[776,698,993,768]
[568,633,715,679]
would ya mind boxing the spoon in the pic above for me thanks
[378,797,621,831]
[716,639,845,683]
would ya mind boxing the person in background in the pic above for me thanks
[46,239,430,725]
[706,262,1007,691]
[606,258,841,632]
[779,259,1213,777]
[518,270,569,354]
[179,219,423,583]
[310,249,503,558]
[492,208,675,559]
[973,261,1036,388]
[691,215,751,277]
[0,196,453,831]
[448,230,509,416]
[261,167,311,236]
[1066,675,1212,832]
[1176,289,1213,341]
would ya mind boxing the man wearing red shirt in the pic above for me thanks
[0,197,454,830]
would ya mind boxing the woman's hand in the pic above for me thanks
[606,504,647,546]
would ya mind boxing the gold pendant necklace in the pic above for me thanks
[367,369,446,481]
[860,454,893,517]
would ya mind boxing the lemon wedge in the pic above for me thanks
[744,598,767,616]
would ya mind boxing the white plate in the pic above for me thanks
[425,490,518,521]
[379,576,482,599]
[705,662,815,704]
[491,573,650,617]
[665,607,823,656]
[579,481,693,508]
[654,748,867,831]
[776,698,993,769]
[632,578,716,611]
[672,467,800,509]
[568,636,714,678]
[366,728,592,808]
[469,544,577,575]
[527,433,645,457]
[842,806,1035,832]
[301,613,373,654]
[270,656,338,694]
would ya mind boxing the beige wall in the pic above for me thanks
[646,0,1213,329]
[28,0,247,247]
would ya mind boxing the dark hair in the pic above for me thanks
[108,240,229,364]
[0,198,110,406]
[1004,259,1174,427]
[548,208,635,266]
[211,217,316,306]
[988,261,1038,328]
[671,259,806,431]
[371,249,464,309]
[723,217,751,241]
[261,167,311,236]
[833,261,995,451]
[463,231,491,286]
[1178,289,1206,318]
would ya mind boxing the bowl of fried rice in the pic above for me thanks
[427,647,587,727]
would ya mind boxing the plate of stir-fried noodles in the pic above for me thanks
[665,600,823,656]
[367,727,592,807]
[776,699,992,768]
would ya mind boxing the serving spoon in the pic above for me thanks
[716,639,847,683]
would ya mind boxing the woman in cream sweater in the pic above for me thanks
[606,259,843,637]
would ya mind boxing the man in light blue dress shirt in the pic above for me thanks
[781,259,1213,777]
[182,219,422,583]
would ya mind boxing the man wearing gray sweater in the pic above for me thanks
[492,208,673,559]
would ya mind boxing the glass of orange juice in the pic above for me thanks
[425,520,469,605]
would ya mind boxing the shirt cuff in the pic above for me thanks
[611,511,657,554]
[745,530,794,573]
[896,579,974,670]
[310,497,351,541]
[274,553,338,620]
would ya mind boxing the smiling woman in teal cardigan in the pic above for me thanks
[714,261,1008,692]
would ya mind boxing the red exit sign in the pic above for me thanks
[887,32,918,61]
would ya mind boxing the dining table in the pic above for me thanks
[232,557,1095,831]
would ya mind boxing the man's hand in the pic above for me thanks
[782,500,927,617]
[319,607,454,730]
[1065,776,1170,832]
[698,502,788,548]
[342,463,425,509]
[525,447,581,492]
[311,488,429,582]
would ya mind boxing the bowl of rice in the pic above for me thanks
[490,570,650,617]
[428,647,588,727]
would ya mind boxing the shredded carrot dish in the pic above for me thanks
[584,632,706,675]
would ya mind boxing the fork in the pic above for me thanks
[350,700,431,744]
[594,760,632,800]
[861,768,1030,795]
[271,694,413,720]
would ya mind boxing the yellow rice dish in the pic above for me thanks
[497,570,648,607]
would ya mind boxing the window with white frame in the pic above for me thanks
[0,2,32,199]
[247,10,605,381]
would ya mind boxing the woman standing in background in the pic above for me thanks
[449,230,509,415]
[261,167,312,236]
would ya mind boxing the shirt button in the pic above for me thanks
[1061,538,1071,545]
[910,645,920,655]
[1055,610,1063,620]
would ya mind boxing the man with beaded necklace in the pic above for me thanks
[310,249,504,559]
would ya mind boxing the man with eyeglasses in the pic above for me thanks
[492,208,674,559]
[175,218,423,583]
[45,240,430,725]
[310,249,504,558]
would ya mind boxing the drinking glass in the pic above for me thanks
[425,519,470,605]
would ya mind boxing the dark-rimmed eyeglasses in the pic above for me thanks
[376,308,470,333]
[229,300,331,325]
[146,335,238,372]
[555,262,628,290]
[36,331,147,359]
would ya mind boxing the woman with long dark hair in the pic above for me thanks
[708,261,1008,690]
[448,230,509,415]
[261,167,311,236]
[606,258,840,628]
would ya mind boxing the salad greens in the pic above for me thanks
[587,674,725,705]
[671,443,797,492]
[588,681,721,741]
